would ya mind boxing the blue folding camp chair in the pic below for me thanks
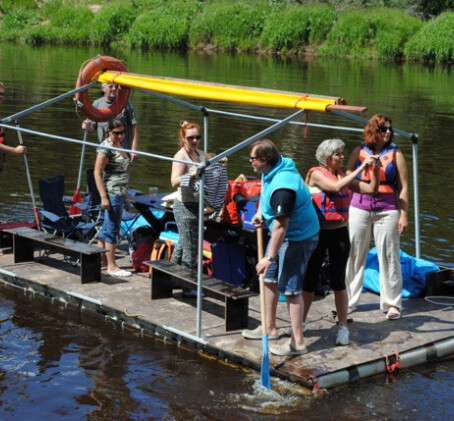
[38,174,100,242]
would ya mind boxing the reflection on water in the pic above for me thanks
[1,289,453,420]
[0,44,453,418]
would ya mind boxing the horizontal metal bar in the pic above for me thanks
[162,324,208,345]
[206,107,364,133]
[210,108,306,163]
[0,123,202,167]
[2,81,98,123]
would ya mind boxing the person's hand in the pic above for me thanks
[130,152,139,163]
[100,197,110,210]
[14,145,26,155]
[398,214,408,234]
[361,155,380,169]
[219,157,228,164]
[82,119,94,131]
[188,165,199,178]
[256,257,272,276]
[252,212,263,227]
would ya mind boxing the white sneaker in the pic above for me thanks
[286,322,308,336]
[336,323,350,346]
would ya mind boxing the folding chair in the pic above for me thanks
[38,174,100,242]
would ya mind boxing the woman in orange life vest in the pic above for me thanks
[346,114,408,321]
[304,138,380,345]
[0,82,27,171]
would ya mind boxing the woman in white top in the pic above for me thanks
[170,120,210,286]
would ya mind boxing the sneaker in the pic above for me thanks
[270,342,308,356]
[241,325,280,340]
[286,322,308,336]
[335,323,350,346]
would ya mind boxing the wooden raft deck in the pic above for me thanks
[0,247,453,390]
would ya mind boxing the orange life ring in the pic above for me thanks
[75,56,131,122]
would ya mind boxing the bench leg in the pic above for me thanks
[13,235,34,263]
[80,254,101,283]
[151,271,173,299]
[225,297,249,331]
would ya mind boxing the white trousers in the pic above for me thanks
[346,207,402,311]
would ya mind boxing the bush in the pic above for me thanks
[89,1,139,45]
[0,10,39,41]
[128,0,199,49]
[260,4,337,51]
[319,8,422,58]
[189,1,270,51]
[404,12,454,62]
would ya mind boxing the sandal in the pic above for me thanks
[386,307,401,320]
[107,269,132,277]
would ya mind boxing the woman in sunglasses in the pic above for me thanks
[345,114,408,320]
[94,117,132,277]
[170,120,211,296]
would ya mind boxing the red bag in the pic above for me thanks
[132,241,155,272]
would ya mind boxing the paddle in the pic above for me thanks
[69,129,88,216]
[256,226,271,389]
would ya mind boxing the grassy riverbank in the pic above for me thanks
[1,0,454,62]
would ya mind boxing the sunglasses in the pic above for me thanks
[379,126,393,134]
[186,135,201,141]
[111,130,125,136]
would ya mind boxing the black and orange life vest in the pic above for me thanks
[306,167,351,224]
[356,142,398,194]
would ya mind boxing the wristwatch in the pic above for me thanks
[265,254,275,262]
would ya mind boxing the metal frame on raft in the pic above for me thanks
[0,69,420,343]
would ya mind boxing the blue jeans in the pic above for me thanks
[264,233,319,295]
[98,194,125,245]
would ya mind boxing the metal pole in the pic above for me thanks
[209,108,306,164]
[196,172,206,338]
[412,135,421,258]
[76,130,89,191]
[203,109,209,152]
[2,82,97,124]
[15,121,41,230]
[206,108,364,134]
[1,122,203,168]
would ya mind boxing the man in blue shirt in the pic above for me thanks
[242,139,319,356]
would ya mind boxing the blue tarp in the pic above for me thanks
[363,247,440,298]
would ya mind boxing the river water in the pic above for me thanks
[0,44,453,419]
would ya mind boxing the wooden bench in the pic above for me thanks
[145,259,258,331]
[0,221,36,248]
[5,226,106,284]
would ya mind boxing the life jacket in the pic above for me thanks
[0,126,5,172]
[357,142,398,194]
[305,167,351,224]
[221,178,261,225]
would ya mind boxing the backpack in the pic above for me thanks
[130,225,159,272]
[148,238,175,276]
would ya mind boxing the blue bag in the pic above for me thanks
[363,247,440,298]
